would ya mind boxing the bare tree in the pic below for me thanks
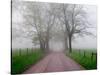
[12,1,94,52]
[12,1,57,52]
[62,4,93,53]
[55,4,93,53]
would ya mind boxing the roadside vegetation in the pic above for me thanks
[11,48,45,74]
[12,1,97,73]
[66,49,97,70]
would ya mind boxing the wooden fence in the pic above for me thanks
[77,50,97,61]
[12,48,36,56]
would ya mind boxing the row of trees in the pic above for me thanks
[12,1,93,53]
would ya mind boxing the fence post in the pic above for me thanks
[79,50,80,55]
[96,53,97,63]
[84,51,85,57]
[91,52,93,61]
[19,48,21,56]
[31,48,33,53]
[27,48,28,55]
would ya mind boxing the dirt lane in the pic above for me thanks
[45,53,65,72]
[23,52,84,74]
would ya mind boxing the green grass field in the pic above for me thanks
[67,49,97,70]
[11,48,45,74]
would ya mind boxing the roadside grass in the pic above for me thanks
[11,49,45,74]
[66,49,97,70]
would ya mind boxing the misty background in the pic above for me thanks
[12,1,97,51]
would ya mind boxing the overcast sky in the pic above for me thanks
[12,2,97,51]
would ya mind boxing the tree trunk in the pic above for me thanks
[64,29,68,52]
[45,30,50,52]
[69,35,72,53]
[64,35,68,51]
[40,42,44,50]
[40,40,45,52]
[45,37,49,53]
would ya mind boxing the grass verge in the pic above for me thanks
[11,49,45,74]
[66,49,97,70]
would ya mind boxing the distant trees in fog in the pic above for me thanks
[12,1,93,53]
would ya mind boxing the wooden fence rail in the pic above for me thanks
[12,48,35,56]
[77,50,97,61]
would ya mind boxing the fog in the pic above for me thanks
[12,1,97,51]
